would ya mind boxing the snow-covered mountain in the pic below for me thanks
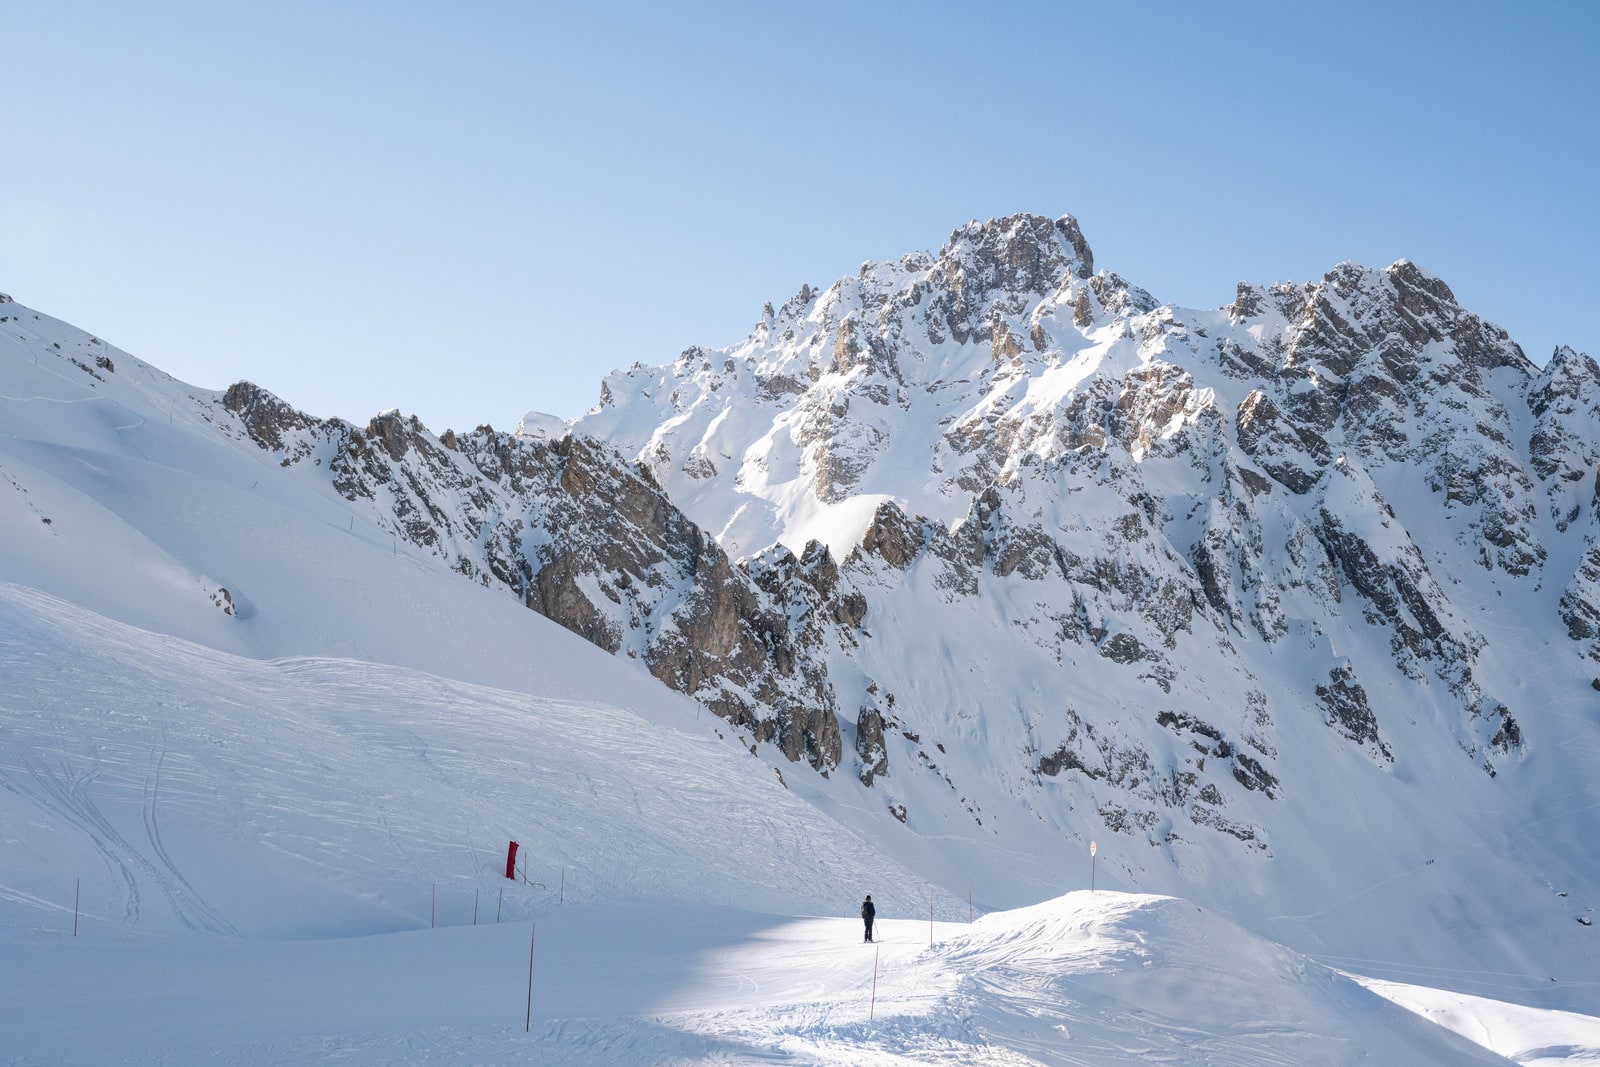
[569,216,1600,969]
[3,207,1599,1062]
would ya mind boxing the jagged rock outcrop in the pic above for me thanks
[1316,664,1391,762]
[224,381,321,459]
[854,503,926,570]
[854,693,891,787]
[222,385,843,772]
[222,210,1587,851]
[1559,541,1600,661]
[569,211,1569,845]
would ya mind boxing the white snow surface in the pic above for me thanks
[1,587,1584,1064]
[2,284,1598,1062]
[516,409,568,439]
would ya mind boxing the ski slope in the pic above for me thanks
[2,584,1597,1064]
[4,298,1600,1062]
[0,583,940,939]
[3,882,1585,1064]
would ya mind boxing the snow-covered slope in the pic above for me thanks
[566,216,1600,997]
[0,582,1578,1062]
[10,885,1559,1065]
[0,583,934,940]
[3,212,1600,1064]
[6,578,1576,1063]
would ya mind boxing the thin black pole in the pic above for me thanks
[497,886,503,923]
[525,922,536,1032]
[869,943,879,1021]
[474,889,479,926]
[73,878,79,937]
[431,883,436,928]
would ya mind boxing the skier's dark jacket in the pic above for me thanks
[861,898,876,921]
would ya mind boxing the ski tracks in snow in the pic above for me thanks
[3,737,238,936]
[139,727,239,935]
[2,755,142,926]
[0,656,238,936]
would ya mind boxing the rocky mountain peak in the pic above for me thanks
[10,229,1600,990]
[1384,257,1458,308]
[566,212,1584,809]
[222,380,322,454]
[934,213,1091,302]
[919,214,1097,350]
[1533,345,1599,403]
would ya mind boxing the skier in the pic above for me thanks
[861,893,876,942]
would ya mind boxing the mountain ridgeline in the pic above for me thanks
[203,216,1600,867]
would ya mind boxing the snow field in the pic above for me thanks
[8,892,1573,1065]
[5,298,1600,1062]
[4,586,1596,1063]
[0,584,948,943]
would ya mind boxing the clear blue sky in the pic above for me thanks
[3,1,1595,434]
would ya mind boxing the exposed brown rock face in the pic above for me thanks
[855,503,925,569]
[855,704,890,786]
[221,386,843,773]
[223,381,319,458]
[1235,390,1329,494]
[217,211,1595,850]
[931,214,1094,345]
